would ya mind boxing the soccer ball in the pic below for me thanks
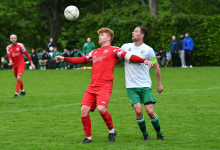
[29,66,32,70]
[49,47,53,51]
[64,5,79,21]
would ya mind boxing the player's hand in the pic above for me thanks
[8,61,13,66]
[144,60,154,67]
[157,85,163,94]
[31,64,35,70]
[55,56,64,63]
[83,53,85,56]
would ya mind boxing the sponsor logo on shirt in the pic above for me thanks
[103,50,109,54]
[16,48,20,51]
[101,101,106,104]
[12,52,20,57]
[140,50,145,54]
[128,48,131,51]
[93,55,106,63]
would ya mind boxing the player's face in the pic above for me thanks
[185,33,189,37]
[132,27,143,42]
[64,49,67,53]
[43,50,46,54]
[31,49,35,53]
[172,36,176,40]
[98,32,109,46]
[87,38,91,43]
[10,36,17,45]
[50,38,53,42]
[54,48,57,52]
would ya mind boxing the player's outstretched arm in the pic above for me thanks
[154,62,163,93]
[125,53,154,67]
[55,56,64,63]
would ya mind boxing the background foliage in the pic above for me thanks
[0,0,219,66]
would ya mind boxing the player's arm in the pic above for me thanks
[6,47,13,65]
[154,62,163,93]
[124,52,153,67]
[55,56,89,64]
[21,44,35,70]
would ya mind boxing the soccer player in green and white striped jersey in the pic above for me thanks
[121,26,165,141]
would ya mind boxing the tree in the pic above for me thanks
[148,0,158,17]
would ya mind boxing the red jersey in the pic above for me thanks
[85,45,126,86]
[7,43,31,68]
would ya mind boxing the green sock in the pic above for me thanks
[136,116,148,135]
[150,115,162,135]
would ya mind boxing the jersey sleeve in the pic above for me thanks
[148,48,157,63]
[6,47,12,61]
[113,47,127,59]
[20,43,26,52]
[85,50,93,62]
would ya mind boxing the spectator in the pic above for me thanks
[183,32,193,68]
[156,48,166,67]
[170,35,178,67]
[30,49,38,69]
[52,47,60,70]
[61,48,70,69]
[71,47,83,69]
[82,37,95,69]
[1,55,11,71]
[178,33,186,68]
[39,49,51,70]
[47,37,56,52]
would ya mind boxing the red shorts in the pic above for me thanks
[82,83,113,112]
[13,65,25,78]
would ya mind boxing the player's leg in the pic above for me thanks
[96,84,116,142]
[44,60,48,69]
[1,57,5,70]
[17,65,25,96]
[79,91,96,144]
[39,60,43,70]
[127,88,150,141]
[142,87,165,140]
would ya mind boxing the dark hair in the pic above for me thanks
[73,47,77,49]
[160,48,163,51]
[137,26,148,40]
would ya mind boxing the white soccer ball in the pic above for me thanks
[64,5,79,21]
[49,47,53,51]
[29,65,32,70]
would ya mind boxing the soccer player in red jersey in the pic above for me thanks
[55,28,154,144]
[7,34,35,98]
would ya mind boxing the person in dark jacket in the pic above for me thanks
[170,35,178,67]
[71,47,83,69]
[30,49,38,69]
[1,54,11,71]
[178,33,186,67]
[60,48,70,69]
[183,32,193,68]
[156,48,166,67]
[46,38,56,52]
[39,49,51,70]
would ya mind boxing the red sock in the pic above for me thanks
[81,115,91,137]
[16,80,22,93]
[101,110,114,130]
[20,80,24,90]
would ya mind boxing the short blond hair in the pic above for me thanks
[10,34,17,38]
[97,28,114,42]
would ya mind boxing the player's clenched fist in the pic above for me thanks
[144,60,154,67]
[55,56,64,63]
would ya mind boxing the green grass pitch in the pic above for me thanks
[0,66,220,150]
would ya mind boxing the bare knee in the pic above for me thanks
[17,76,21,81]
[97,105,106,114]
[145,106,156,118]
[81,105,91,117]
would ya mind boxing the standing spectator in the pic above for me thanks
[60,48,70,69]
[47,38,56,52]
[1,54,11,71]
[170,35,178,67]
[178,33,186,68]
[39,49,51,70]
[156,48,166,67]
[71,47,83,69]
[30,49,38,69]
[183,32,193,68]
[52,47,60,70]
[82,37,95,69]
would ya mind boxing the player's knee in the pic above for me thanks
[17,76,21,81]
[81,107,90,116]
[135,108,143,116]
[146,109,154,117]
[97,105,106,114]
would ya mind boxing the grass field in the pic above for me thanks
[0,66,220,150]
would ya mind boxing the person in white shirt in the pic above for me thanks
[121,26,165,141]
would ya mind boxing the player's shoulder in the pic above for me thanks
[141,43,154,51]
[6,44,11,48]
[17,43,24,47]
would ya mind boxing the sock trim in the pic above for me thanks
[150,115,158,122]
[136,116,145,123]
